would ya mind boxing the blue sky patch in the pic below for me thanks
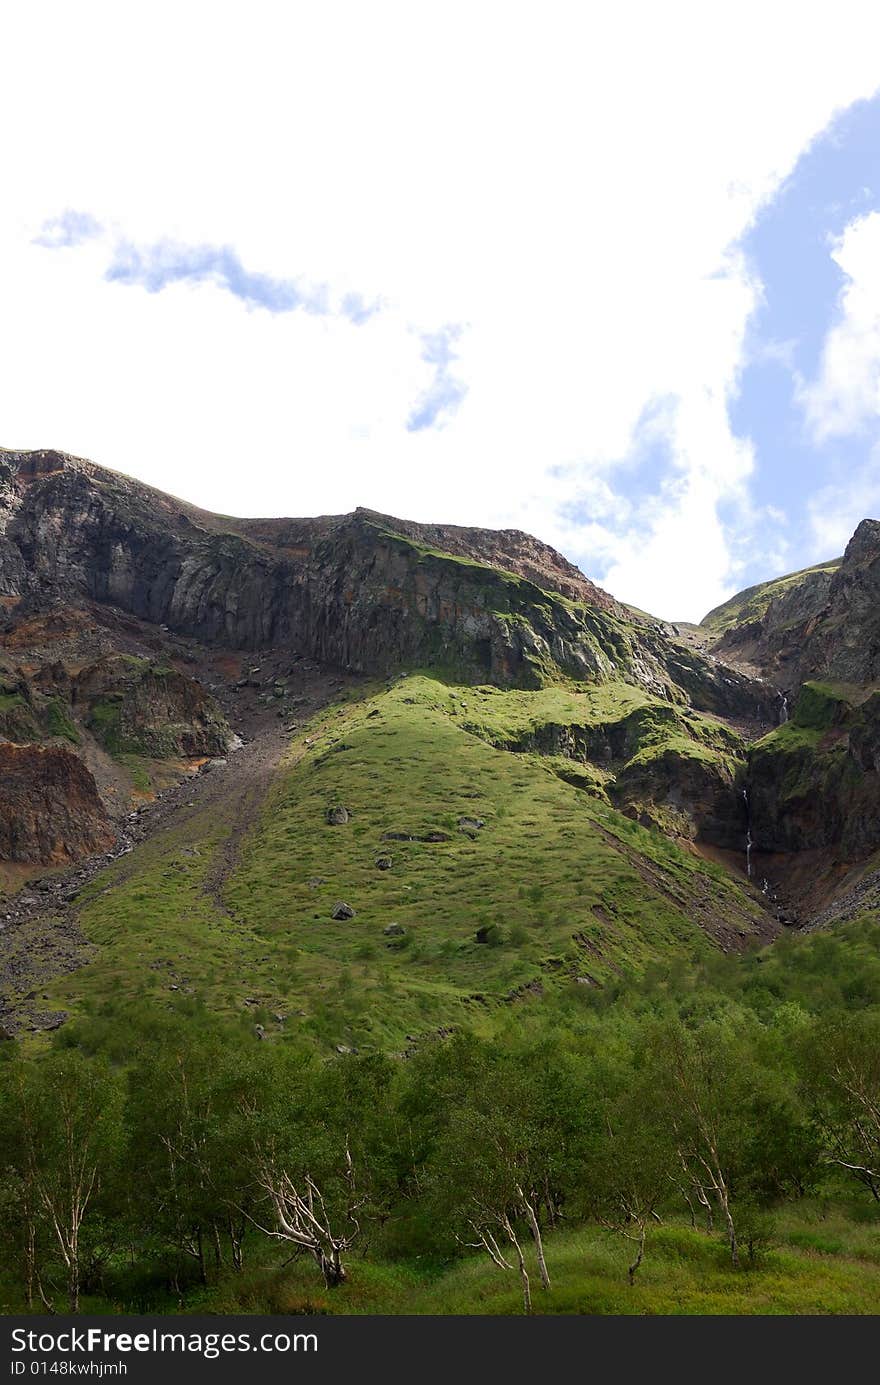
[728,94,880,580]
[104,238,379,324]
[406,326,468,432]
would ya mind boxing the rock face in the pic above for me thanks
[708,520,880,691]
[0,743,114,864]
[748,682,880,856]
[483,701,749,847]
[0,447,773,710]
[0,443,806,890]
[73,654,231,758]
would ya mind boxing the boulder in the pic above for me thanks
[458,816,485,834]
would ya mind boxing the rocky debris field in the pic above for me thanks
[0,637,354,1036]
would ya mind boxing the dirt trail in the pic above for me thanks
[0,657,354,1036]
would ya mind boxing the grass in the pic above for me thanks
[88,696,125,751]
[701,559,843,634]
[44,696,80,744]
[19,1203,878,1317]
[449,680,745,779]
[40,676,767,1056]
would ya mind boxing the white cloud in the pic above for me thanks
[801,211,880,440]
[808,450,880,554]
[1,1,880,619]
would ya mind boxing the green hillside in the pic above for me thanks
[41,676,765,1054]
[701,559,842,635]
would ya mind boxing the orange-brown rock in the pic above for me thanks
[0,742,114,865]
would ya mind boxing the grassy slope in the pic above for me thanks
[44,677,766,1054]
[701,559,842,635]
[226,1209,880,1315]
[751,681,859,780]
[49,1204,880,1317]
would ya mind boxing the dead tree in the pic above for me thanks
[462,1206,532,1313]
[250,1145,363,1288]
[822,1056,880,1202]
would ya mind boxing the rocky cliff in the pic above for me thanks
[4,442,880,1046]
[701,527,880,921]
[705,520,880,692]
[748,681,880,856]
[9,442,880,934]
[0,743,114,865]
[0,447,774,711]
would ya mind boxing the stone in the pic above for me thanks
[331,901,356,920]
[458,816,485,834]
[375,855,393,870]
[326,805,350,825]
[382,830,450,843]
[475,923,499,944]
[0,743,115,868]
[383,922,405,936]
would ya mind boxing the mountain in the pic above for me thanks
[700,525,880,930]
[0,444,877,1046]
[701,556,843,644]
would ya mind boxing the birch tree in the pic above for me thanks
[10,1054,122,1312]
[235,1048,394,1290]
[588,1079,675,1284]
[802,1012,880,1201]
[424,1042,583,1312]
[646,1022,750,1268]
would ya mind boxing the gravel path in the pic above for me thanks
[0,656,353,1037]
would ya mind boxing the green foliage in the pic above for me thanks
[6,658,880,1315]
[88,696,125,751]
[3,920,880,1315]
[794,681,856,730]
[43,697,80,744]
[0,689,40,741]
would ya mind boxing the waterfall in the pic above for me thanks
[778,692,789,725]
[742,786,753,879]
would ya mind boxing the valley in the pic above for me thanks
[2,444,878,1047]
[3,445,880,1319]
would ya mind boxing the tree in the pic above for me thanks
[0,1063,51,1310]
[127,1036,231,1286]
[233,1049,394,1290]
[801,1011,880,1200]
[5,1053,123,1312]
[645,1020,754,1268]
[421,1039,585,1311]
[586,1077,675,1284]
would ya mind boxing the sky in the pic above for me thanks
[3,2,880,621]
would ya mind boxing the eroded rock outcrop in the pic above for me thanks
[748,682,880,856]
[0,743,114,864]
[708,520,880,693]
[73,654,231,758]
[0,447,774,713]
